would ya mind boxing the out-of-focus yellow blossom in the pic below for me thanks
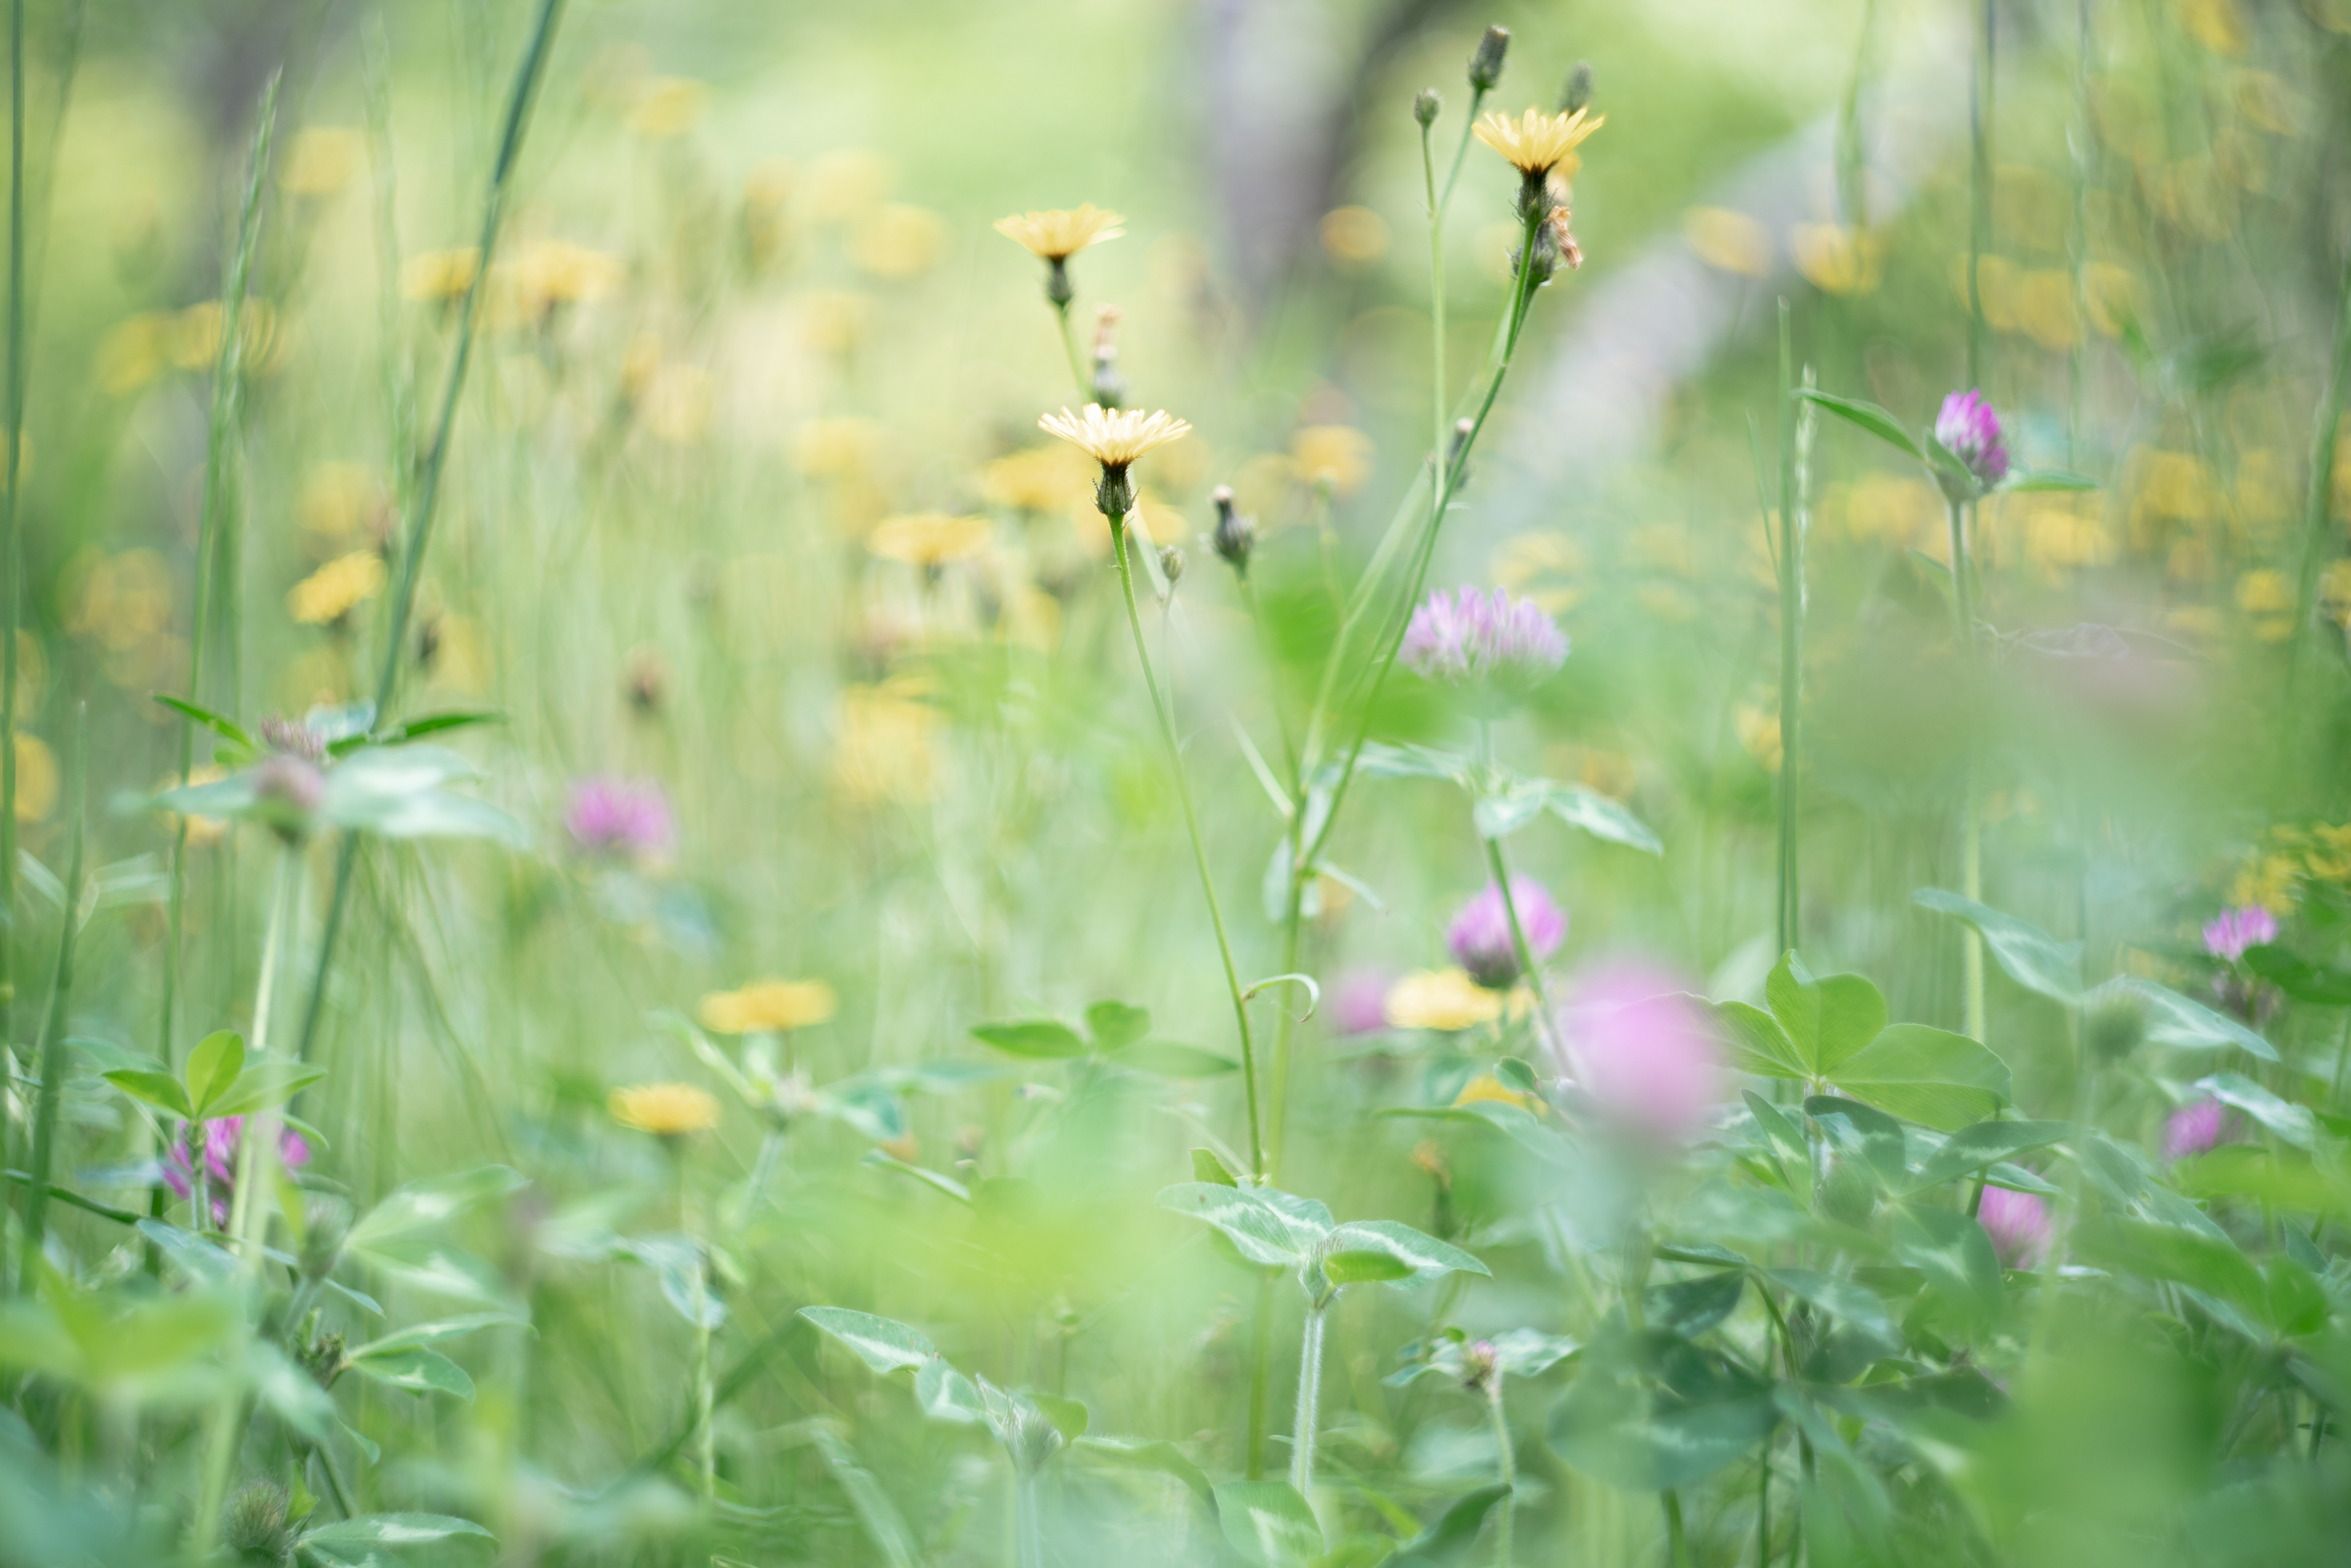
[64,548,173,651]
[2230,825,2351,913]
[803,149,895,223]
[1986,494,2112,579]
[1290,426,1373,497]
[1454,1073,1536,1112]
[852,204,945,279]
[981,445,1089,512]
[1823,474,1939,549]
[869,512,992,569]
[509,239,624,317]
[2228,72,2298,136]
[608,1082,721,1135]
[168,301,282,375]
[13,630,43,716]
[301,463,388,546]
[2010,268,2081,350]
[1791,225,1882,296]
[1736,704,1782,773]
[158,764,229,846]
[98,314,171,395]
[2127,449,2228,548]
[1628,522,1695,577]
[1636,583,1699,623]
[2161,604,2222,642]
[2146,158,2232,240]
[418,611,492,696]
[1385,968,1503,1032]
[699,979,838,1035]
[1492,530,1584,614]
[1683,207,1771,277]
[625,77,708,138]
[1947,254,2020,334]
[401,248,481,303]
[2235,568,2295,641]
[2178,0,2248,55]
[793,418,885,478]
[833,679,941,807]
[642,364,716,445]
[278,127,364,197]
[288,551,386,626]
[993,203,1124,261]
[742,158,795,268]
[2319,559,2351,627]
[2232,448,2294,534]
[1320,206,1389,266]
[999,580,1064,654]
[800,290,871,355]
[2083,263,2141,338]
[13,733,55,822]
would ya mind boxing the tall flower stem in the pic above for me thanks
[1773,305,1806,957]
[1109,512,1263,1177]
[294,0,567,1065]
[1966,0,1993,391]
[0,0,26,1066]
[1945,496,1986,1041]
[1487,1377,1516,1568]
[1288,1298,1329,1497]
[2289,249,2351,707]
[1245,1271,1275,1478]
[1053,296,1088,401]
[12,701,80,1296]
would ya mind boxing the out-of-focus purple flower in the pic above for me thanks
[1400,585,1568,694]
[1447,878,1567,989]
[2164,1100,2231,1161]
[164,1116,312,1229]
[1554,962,1719,1142]
[566,776,674,859]
[1328,968,1394,1036]
[1933,389,2010,493]
[2201,906,2277,963]
[251,754,326,841]
[1977,1185,2050,1269]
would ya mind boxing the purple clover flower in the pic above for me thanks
[1328,968,1394,1036]
[1553,962,1720,1143]
[1933,389,2010,493]
[2201,906,2277,964]
[566,777,674,859]
[1977,1185,2049,1269]
[2163,1100,2230,1161]
[1401,585,1568,696]
[1447,877,1567,989]
[164,1116,312,1229]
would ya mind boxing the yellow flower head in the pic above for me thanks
[699,979,839,1035]
[1683,206,1772,278]
[994,203,1125,261]
[1038,404,1191,471]
[279,127,365,198]
[510,239,625,314]
[14,733,56,823]
[625,77,708,139]
[980,445,1089,512]
[608,1082,722,1136]
[1290,425,1374,497]
[401,248,482,304]
[1473,106,1604,176]
[1385,968,1505,1032]
[288,551,386,626]
[869,512,993,569]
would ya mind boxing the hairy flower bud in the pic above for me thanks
[252,754,326,843]
[222,1480,295,1565]
[1210,485,1256,575]
[1045,255,1074,309]
[1158,545,1185,586]
[1094,465,1138,518]
[1089,305,1128,409]
[1468,26,1510,93]
[1559,60,1594,115]
[1413,88,1442,128]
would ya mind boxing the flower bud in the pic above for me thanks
[1158,545,1185,585]
[1090,305,1128,409]
[1210,485,1256,575]
[252,754,326,842]
[1462,1338,1500,1394]
[1045,255,1074,308]
[1094,466,1138,517]
[1007,1402,1066,1475]
[1413,88,1442,128]
[2084,993,2147,1064]
[222,1480,295,1565]
[1468,26,1510,93]
[1559,61,1594,115]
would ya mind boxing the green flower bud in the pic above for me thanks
[1468,26,1510,93]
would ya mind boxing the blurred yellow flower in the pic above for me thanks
[1472,106,1603,175]
[994,203,1124,261]
[1492,530,1584,613]
[2011,268,2080,350]
[510,239,624,315]
[625,77,708,138]
[1039,403,1191,469]
[1736,704,1782,773]
[2013,497,2114,579]
[803,149,895,223]
[1791,225,1882,297]
[869,512,992,568]
[1290,426,1373,497]
[2083,263,2141,338]
[2178,0,2248,55]
[157,764,228,846]
[288,551,386,626]
[97,314,170,396]
[1636,583,1699,623]
[699,979,839,1035]
[1454,1072,1535,1111]
[980,445,1088,512]
[1385,968,1503,1032]
[400,247,481,303]
[1823,474,1939,549]
[278,127,364,197]
[2319,559,2351,627]
[1320,206,1389,266]
[852,204,944,280]
[13,732,54,822]
[642,364,716,445]
[1683,207,1771,277]
[608,1082,722,1135]
[301,463,388,545]
[169,301,282,374]
[833,679,941,807]
[64,548,173,651]
[793,417,885,478]
[1946,254,2019,333]
[2235,568,2295,641]
[800,290,871,355]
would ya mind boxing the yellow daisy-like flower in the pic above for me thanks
[993,203,1125,261]
[699,979,839,1035]
[869,512,993,569]
[14,733,56,823]
[980,445,1089,512]
[1291,425,1374,497]
[1038,404,1192,470]
[1472,106,1604,176]
[288,551,386,626]
[400,248,481,304]
[608,1082,722,1136]
[279,127,365,199]
[1385,968,1505,1032]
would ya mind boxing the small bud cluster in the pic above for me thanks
[1210,485,1255,575]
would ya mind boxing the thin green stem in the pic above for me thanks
[1053,296,1089,402]
[0,0,24,1066]
[2289,249,2351,704]
[1774,304,1803,957]
[294,0,567,1066]
[1945,496,1985,1041]
[1966,0,1993,390]
[12,701,80,1295]
[0,1170,140,1226]
[1487,1379,1515,1568]
[1482,833,1557,1052]
[1110,513,1263,1177]
[1664,1488,1690,1568]
[1245,1271,1274,1478]
[1289,1299,1328,1496]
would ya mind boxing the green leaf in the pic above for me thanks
[2193,1071,2316,1149]
[914,1356,986,1423]
[349,1346,474,1399]
[1085,1000,1151,1052]
[2241,944,2351,1005]
[2101,979,2277,1060]
[183,1031,245,1117]
[104,1069,192,1120]
[1398,1483,1511,1559]
[1353,742,1468,782]
[151,694,257,753]
[2000,467,2099,493]
[1802,1097,1910,1187]
[1793,387,1925,460]
[299,1514,493,1550]
[1891,1204,2003,1320]
[345,1314,525,1360]
[1117,1042,1241,1077]
[346,1166,528,1252]
[1155,1183,1319,1267]
[2072,1216,2267,1325]
[1548,1329,1779,1490]
[1190,1147,1241,1187]
[1766,1268,1899,1349]
[969,1020,1088,1058]
[1543,784,1663,854]
[1072,1435,1214,1508]
[368,709,505,747]
[1488,1327,1579,1378]
[1911,890,2082,1002]
[802,1423,922,1568]
[1322,1249,1415,1285]
[1828,1024,2011,1132]
[1473,783,1548,841]
[1323,1220,1488,1288]
[1716,1001,1805,1079]
[1904,1120,2070,1193]
[1646,1270,1746,1337]
[797,1307,937,1373]
[1213,1479,1324,1566]
[1763,953,1886,1076]
[862,1150,972,1203]
[205,1061,329,1120]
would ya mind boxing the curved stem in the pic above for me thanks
[1110,514,1263,1177]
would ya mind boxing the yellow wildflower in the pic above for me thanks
[1454,1073,1536,1112]
[800,290,871,355]
[833,680,941,806]
[510,239,624,315]
[1385,969,1504,1032]
[157,764,228,846]
[1290,426,1373,497]
[1319,206,1389,266]
[1790,225,1883,297]
[1683,207,1771,277]
[169,301,281,374]
[1472,106,1604,176]
[1492,530,1585,614]
[994,203,1124,261]
[981,445,1088,512]
[400,248,481,303]
[1736,704,1782,773]
[699,979,839,1035]
[301,463,388,545]
[869,512,993,569]
[793,417,885,478]
[288,551,386,626]
[2235,568,2295,642]
[802,149,895,223]
[13,733,55,822]
[65,548,174,651]
[278,127,364,198]
[1039,404,1191,470]
[851,205,945,280]
[642,364,716,445]
[625,77,708,138]
[608,1082,722,1135]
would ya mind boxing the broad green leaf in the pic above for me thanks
[1763,954,1887,1076]
[2073,1216,2267,1325]
[1544,784,1663,853]
[183,1031,244,1116]
[1828,1024,2011,1131]
[1489,1328,1579,1377]
[1495,1056,1539,1094]
[299,1514,493,1550]
[349,1347,474,1399]
[346,1166,527,1251]
[1646,1270,1745,1337]
[205,1061,329,1120]
[1033,1392,1090,1442]
[1213,1479,1324,1567]
[1353,742,1468,782]
[1190,1147,1241,1187]
[1793,387,1925,459]
[2265,1256,2329,1337]
[1323,1220,1488,1288]
[969,1020,1087,1058]
[1905,1120,2069,1193]
[1911,890,2082,1002]
[1766,1268,1899,1349]
[1085,1000,1151,1052]
[1804,1096,1910,1187]
[104,1069,192,1119]
[1717,1001,1806,1079]
[1155,1183,1317,1267]
[914,1356,986,1423]
[1322,1249,1415,1285]
[1398,1483,1510,1558]
[2098,979,2278,1060]
[2241,944,2351,1005]
[1891,1203,2003,1320]
[2192,1072,2315,1149]
[1116,1042,1241,1077]
[248,1341,335,1438]
[348,1240,516,1308]
[2173,1147,2347,1215]
[1473,784,1548,841]
[1072,1435,1214,1507]
[367,709,505,747]
[346,1314,525,1360]
[1548,1329,1779,1490]
[151,694,257,752]
[797,1307,937,1373]
[135,1219,240,1283]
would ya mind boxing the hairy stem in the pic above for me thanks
[1289,1300,1328,1497]
[1774,304,1803,957]
[12,701,79,1295]
[1487,1378,1516,1568]
[1945,497,1985,1040]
